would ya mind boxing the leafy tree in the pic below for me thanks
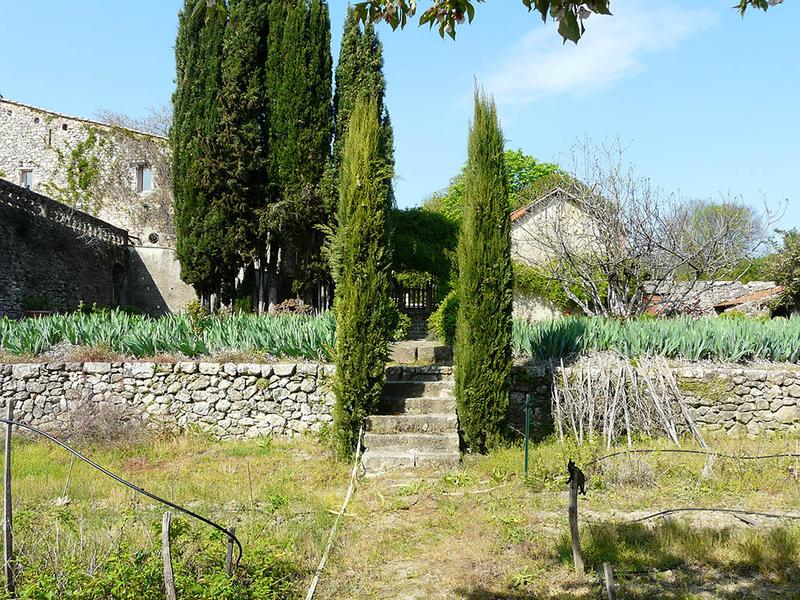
[673,200,766,280]
[195,0,779,44]
[454,89,513,453]
[424,149,560,224]
[770,229,800,310]
[173,0,239,300]
[352,0,781,42]
[332,96,396,457]
[388,208,458,292]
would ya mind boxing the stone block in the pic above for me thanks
[272,364,295,377]
[126,363,155,379]
[11,364,40,379]
[199,362,220,375]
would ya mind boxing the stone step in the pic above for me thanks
[367,413,457,434]
[379,396,456,415]
[383,380,454,400]
[361,449,461,472]
[385,365,453,382]
[389,341,452,365]
[363,431,460,452]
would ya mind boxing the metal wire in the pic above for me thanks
[633,507,800,523]
[1,418,243,568]
[586,448,800,467]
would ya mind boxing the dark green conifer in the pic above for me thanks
[217,0,271,264]
[332,96,395,457]
[454,89,513,452]
[263,0,334,298]
[333,7,394,203]
[172,1,237,299]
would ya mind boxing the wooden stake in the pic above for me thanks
[225,526,237,577]
[3,399,15,597]
[162,511,177,600]
[603,562,617,600]
[568,470,585,577]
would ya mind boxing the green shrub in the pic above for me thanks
[391,310,412,341]
[428,290,459,346]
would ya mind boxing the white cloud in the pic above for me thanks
[480,0,718,107]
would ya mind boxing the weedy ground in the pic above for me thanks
[3,432,800,599]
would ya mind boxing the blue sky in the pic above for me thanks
[1,0,797,229]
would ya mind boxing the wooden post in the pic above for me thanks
[225,526,236,577]
[603,562,617,600]
[162,511,177,600]
[568,472,585,576]
[3,399,14,597]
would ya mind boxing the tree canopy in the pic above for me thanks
[352,0,782,42]
[770,229,800,311]
[424,149,561,223]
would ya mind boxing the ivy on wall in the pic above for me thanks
[513,259,609,314]
[42,126,104,214]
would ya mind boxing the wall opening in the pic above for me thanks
[19,169,33,189]
[136,165,152,193]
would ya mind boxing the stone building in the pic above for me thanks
[510,186,598,321]
[0,98,195,314]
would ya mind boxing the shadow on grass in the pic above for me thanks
[553,519,800,599]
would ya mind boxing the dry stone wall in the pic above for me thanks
[2,361,800,441]
[0,362,334,439]
[510,364,800,436]
[677,366,800,435]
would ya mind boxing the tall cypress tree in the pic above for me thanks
[172,1,237,300]
[332,96,395,457]
[333,7,394,203]
[217,0,271,264]
[262,0,334,299]
[454,89,513,453]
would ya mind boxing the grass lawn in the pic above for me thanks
[3,432,800,599]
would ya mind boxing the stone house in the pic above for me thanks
[0,98,195,314]
[508,185,781,320]
[510,186,598,321]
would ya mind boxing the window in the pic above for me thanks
[136,165,153,193]
[20,169,33,189]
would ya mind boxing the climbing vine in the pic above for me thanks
[42,127,104,214]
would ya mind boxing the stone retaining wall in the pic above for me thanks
[2,361,800,441]
[676,366,800,435]
[0,362,334,439]
[509,364,800,436]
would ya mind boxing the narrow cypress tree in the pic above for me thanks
[263,0,334,298]
[333,7,394,203]
[454,89,513,452]
[172,1,236,299]
[172,0,204,291]
[217,0,271,264]
[332,96,395,457]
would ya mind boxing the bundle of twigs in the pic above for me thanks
[550,356,705,448]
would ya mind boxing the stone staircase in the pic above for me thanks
[362,366,460,474]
